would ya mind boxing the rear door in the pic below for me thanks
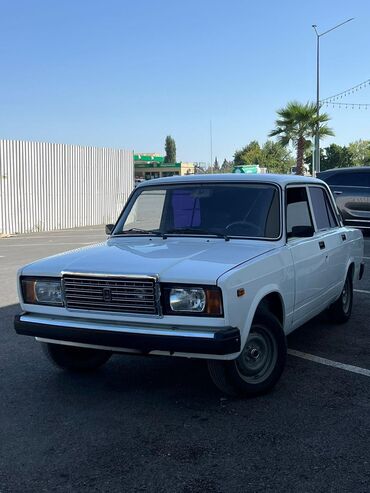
[308,185,348,301]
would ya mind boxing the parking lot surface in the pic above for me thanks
[1,227,369,492]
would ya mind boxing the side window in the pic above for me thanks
[286,187,314,238]
[324,191,338,228]
[309,187,338,230]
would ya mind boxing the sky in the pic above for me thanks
[0,0,369,164]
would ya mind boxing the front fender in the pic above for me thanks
[238,285,286,350]
[217,247,294,359]
[220,247,294,356]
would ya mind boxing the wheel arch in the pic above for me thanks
[348,261,355,280]
[255,291,285,327]
[344,259,356,286]
[240,287,286,349]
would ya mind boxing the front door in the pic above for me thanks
[286,186,330,328]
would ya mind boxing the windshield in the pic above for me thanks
[114,183,281,239]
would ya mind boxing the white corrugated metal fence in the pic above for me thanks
[0,140,134,234]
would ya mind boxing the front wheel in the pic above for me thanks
[329,271,353,323]
[208,309,287,397]
[42,343,112,372]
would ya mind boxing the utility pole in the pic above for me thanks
[312,18,354,175]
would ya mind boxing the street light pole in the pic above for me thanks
[313,26,320,177]
[312,18,354,176]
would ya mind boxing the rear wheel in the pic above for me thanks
[329,271,353,323]
[42,343,112,372]
[208,309,287,397]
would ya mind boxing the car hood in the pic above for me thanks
[21,237,276,284]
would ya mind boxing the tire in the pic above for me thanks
[42,343,112,372]
[329,271,353,324]
[208,309,287,397]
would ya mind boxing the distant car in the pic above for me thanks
[14,174,364,397]
[318,167,370,230]
[134,178,145,187]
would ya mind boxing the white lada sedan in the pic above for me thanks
[15,175,364,397]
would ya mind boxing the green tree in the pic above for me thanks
[233,140,293,174]
[322,144,353,170]
[260,140,294,174]
[348,140,370,166]
[233,140,262,167]
[213,157,220,171]
[221,158,233,173]
[269,101,334,175]
[164,135,176,163]
[306,144,356,171]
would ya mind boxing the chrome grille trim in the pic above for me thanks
[62,273,159,315]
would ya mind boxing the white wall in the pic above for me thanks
[0,140,134,234]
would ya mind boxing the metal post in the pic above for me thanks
[315,33,320,175]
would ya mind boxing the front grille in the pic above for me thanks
[63,275,158,315]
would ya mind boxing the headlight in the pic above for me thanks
[162,285,223,316]
[170,288,206,312]
[21,278,63,306]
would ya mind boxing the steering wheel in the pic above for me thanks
[225,221,261,236]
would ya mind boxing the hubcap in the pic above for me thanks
[249,347,260,360]
[236,326,278,384]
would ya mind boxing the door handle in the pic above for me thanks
[334,191,343,195]
[341,233,347,241]
[319,241,326,250]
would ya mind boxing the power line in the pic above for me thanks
[320,78,370,103]
[323,101,370,109]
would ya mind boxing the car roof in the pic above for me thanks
[136,173,324,188]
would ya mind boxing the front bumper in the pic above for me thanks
[14,314,240,356]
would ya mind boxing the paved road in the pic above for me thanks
[1,228,369,492]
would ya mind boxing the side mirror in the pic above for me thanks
[291,225,314,238]
[105,224,114,235]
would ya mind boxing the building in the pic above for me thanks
[134,153,194,180]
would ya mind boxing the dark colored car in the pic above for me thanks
[318,167,370,230]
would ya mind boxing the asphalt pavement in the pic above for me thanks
[0,227,369,493]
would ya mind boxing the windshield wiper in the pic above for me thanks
[115,228,167,239]
[165,228,230,241]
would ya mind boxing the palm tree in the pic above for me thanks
[269,101,334,175]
